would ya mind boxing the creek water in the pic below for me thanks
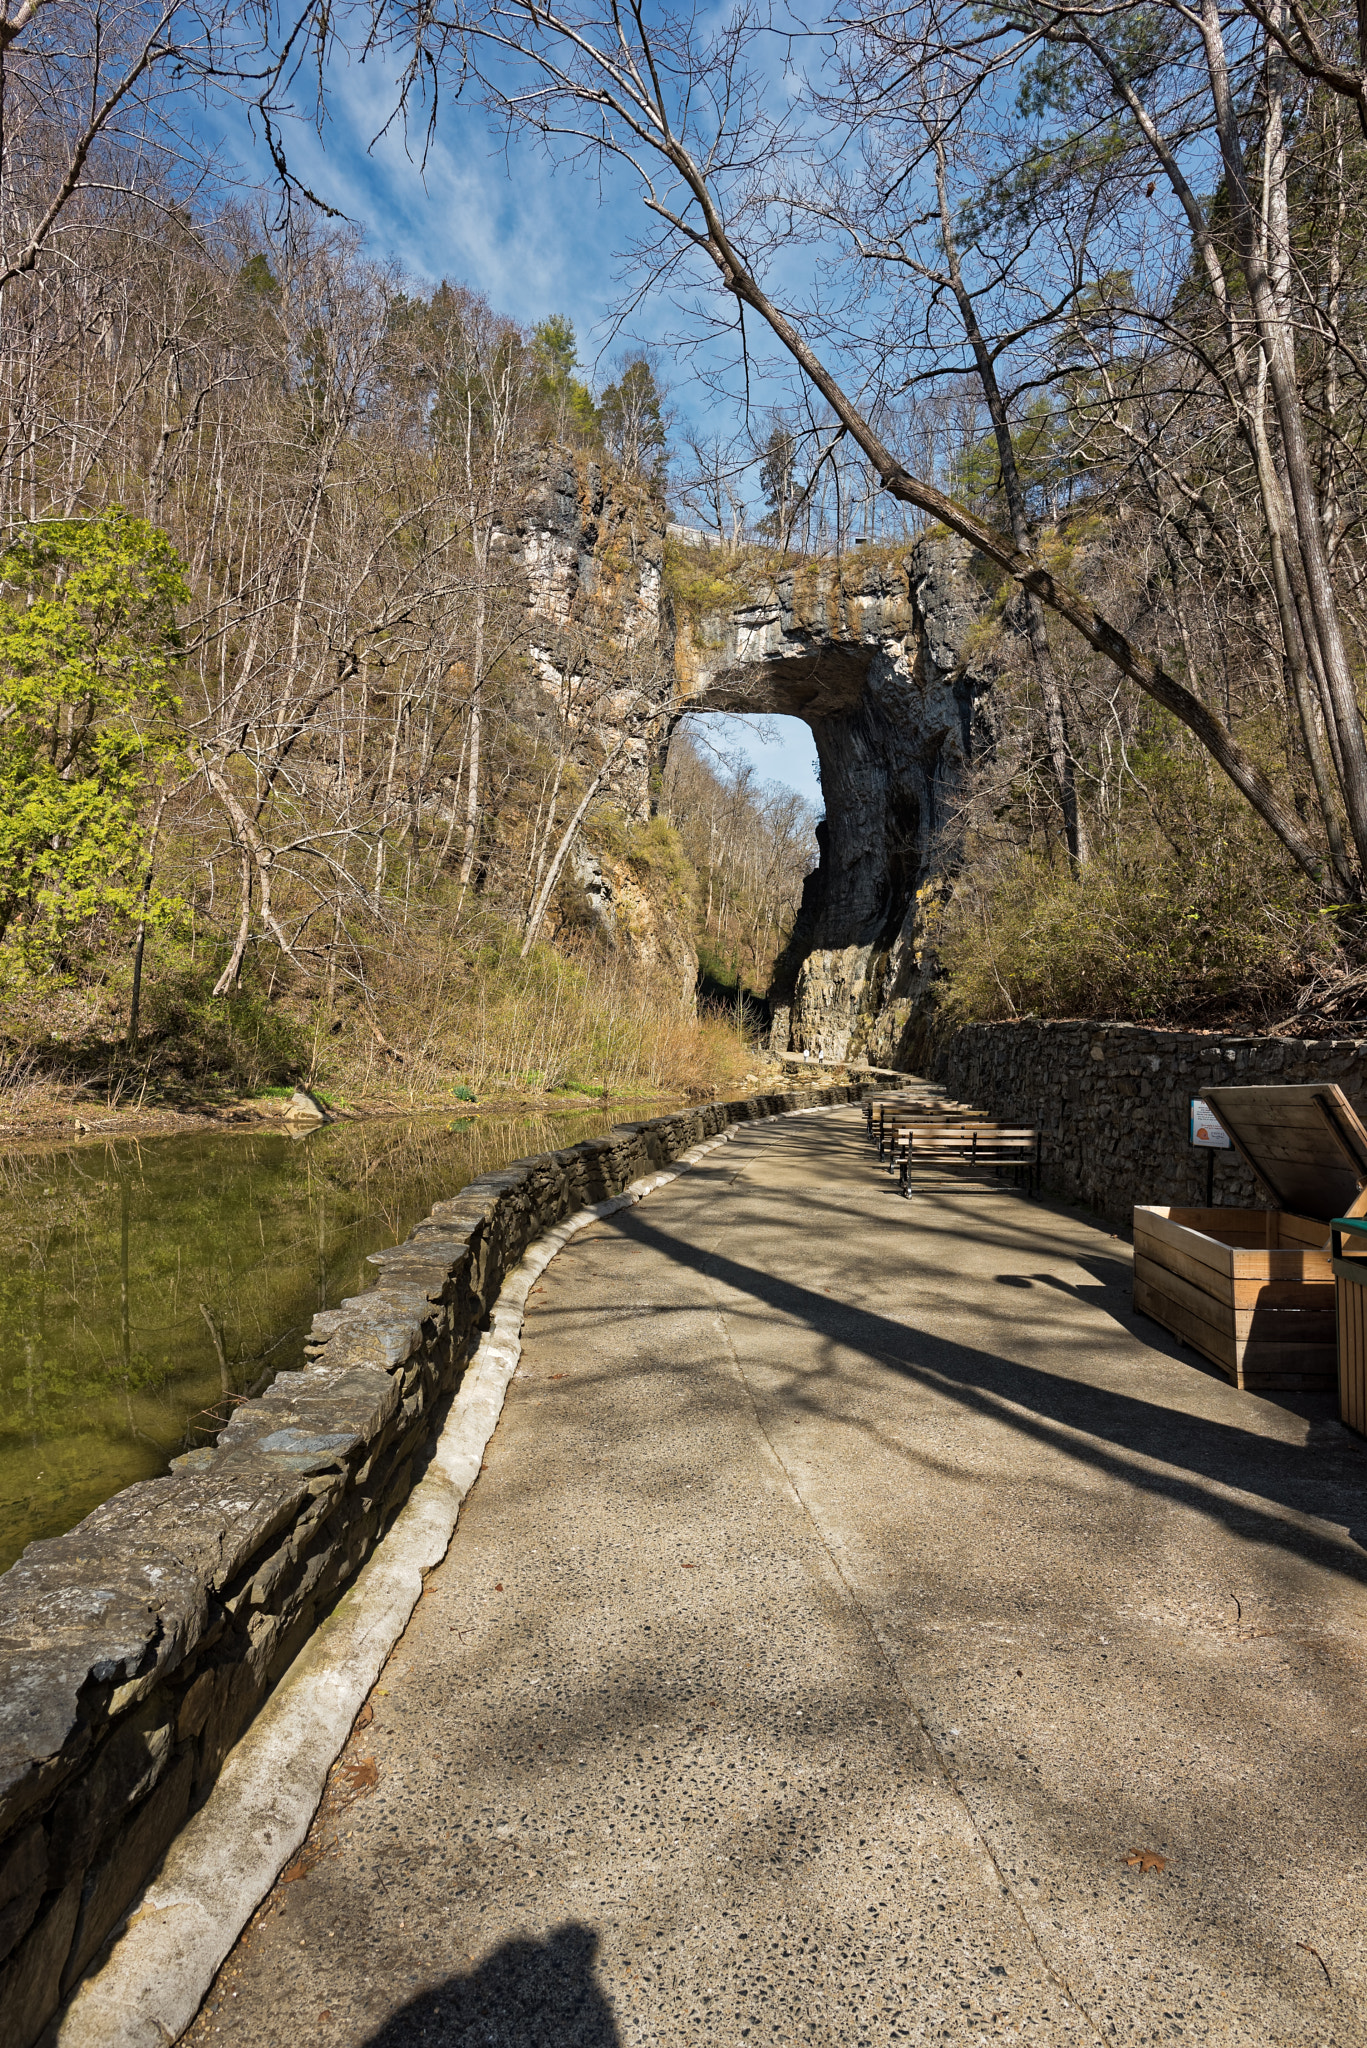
[0,1104,651,1574]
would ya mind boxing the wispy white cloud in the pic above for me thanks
[211,55,639,357]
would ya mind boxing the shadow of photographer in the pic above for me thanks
[364,1922,620,2046]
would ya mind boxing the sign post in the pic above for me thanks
[1190,1097,1231,1207]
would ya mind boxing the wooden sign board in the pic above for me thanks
[1202,1083,1367,1223]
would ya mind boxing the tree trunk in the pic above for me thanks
[934,143,1087,865]
[521,743,626,957]
[212,851,253,998]
[127,786,172,1051]
[459,582,487,894]
[1087,27,1350,881]
[1200,0,1367,869]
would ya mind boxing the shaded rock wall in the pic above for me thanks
[0,1084,872,2048]
[933,1020,1367,1226]
[673,537,991,1061]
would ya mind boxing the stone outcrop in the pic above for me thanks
[510,472,993,1045]
[0,1083,872,2048]
[501,465,996,1041]
[673,537,992,1061]
[509,455,701,974]
[512,454,669,826]
[933,1019,1367,1225]
[561,841,696,1003]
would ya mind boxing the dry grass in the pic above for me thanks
[0,905,758,1131]
[313,917,755,1109]
[0,1045,50,1121]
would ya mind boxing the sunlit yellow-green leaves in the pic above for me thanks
[0,508,188,978]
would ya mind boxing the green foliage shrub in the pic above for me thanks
[936,839,1335,1025]
[624,815,694,896]
[139,957,308,1092]
[0,509,188,980]
[695,941,741,991]
[661,540,753,629]
[532,315,600,437]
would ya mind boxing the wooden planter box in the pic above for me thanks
[1133,1205,1336,1392]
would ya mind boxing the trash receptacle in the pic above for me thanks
[1331,1216,1367,1435]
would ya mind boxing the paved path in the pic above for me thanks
[187,1105,1367,2046]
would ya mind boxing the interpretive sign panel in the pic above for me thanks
[1190,1099,1231,1148]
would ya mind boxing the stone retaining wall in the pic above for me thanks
[932,1021,1367,1225]
[0,1084,871,2047]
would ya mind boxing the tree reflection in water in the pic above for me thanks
[0,1105,638,1569]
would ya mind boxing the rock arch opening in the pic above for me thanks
[668,537,991,1063]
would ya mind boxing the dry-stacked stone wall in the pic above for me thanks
[932,1021,1367,1225]
[0,1083,872,2047]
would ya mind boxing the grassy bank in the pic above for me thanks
[0,910,768,1142]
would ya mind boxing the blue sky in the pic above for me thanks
[254,61,629,360]
[687,714,823,811]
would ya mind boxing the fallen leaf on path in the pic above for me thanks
[1125,1849,1167,1873]
[355,1703,373,1729]
[494,1582,503,1591]
[339,1756,379,1795]
[282,1860,309,1883]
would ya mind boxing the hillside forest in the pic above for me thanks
[2,0,1367,1121]
[0,161,819,1117]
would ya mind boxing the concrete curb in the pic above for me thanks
[54,1110,832,2046]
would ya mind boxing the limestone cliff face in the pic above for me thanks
[511,453,668,824]
[562,839,697,1004]
[508,460,991,1056]
[509,456,693,988]
[674,537,992,1062]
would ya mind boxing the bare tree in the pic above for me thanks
[354,0,1334,885]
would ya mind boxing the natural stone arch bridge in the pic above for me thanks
[669,536,991,1063]
[505,460,991,1060]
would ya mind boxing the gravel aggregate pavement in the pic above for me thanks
[183,1104,1367,2046]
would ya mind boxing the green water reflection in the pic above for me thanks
[0,1105,645,1572]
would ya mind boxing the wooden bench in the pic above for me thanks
[865,1096,904,1144]
[871,1098,986,1158]
[880,1113,999,1172]
[866,1095,929,1144]
[896,1125,1041,1198]
[877,1106,990,1162]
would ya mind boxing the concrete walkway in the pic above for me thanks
[185,1105,1367,2046]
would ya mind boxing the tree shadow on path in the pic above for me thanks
[617,1211,1367,1581]
[364,1923,619,2047]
